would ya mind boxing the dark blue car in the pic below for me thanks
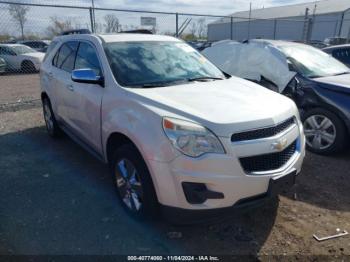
[241,40,350,155]
[323,44,350,67]
[263,41,350,155]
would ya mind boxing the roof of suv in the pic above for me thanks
[54,33,179,43]
[249,39,306,48]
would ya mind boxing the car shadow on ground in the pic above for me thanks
[0,126,278,256]
[282,150,350,212]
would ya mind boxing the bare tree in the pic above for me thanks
[46,16,73,38]
[8,4,30,40]
[197,18,207,39]
[189,21,198,37]
[94,22,104,34]
[104,14,120,33]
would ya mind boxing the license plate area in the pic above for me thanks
[268,171,296,196]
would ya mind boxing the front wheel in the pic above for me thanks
[110,144,159,219]
[21,60,36,73]
[303,108,348,155]
[42,98,61,138]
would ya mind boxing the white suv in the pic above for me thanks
[40,33,305,221]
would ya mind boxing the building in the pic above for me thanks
[208,0,350,42]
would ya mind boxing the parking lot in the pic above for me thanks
[0,74,349,258]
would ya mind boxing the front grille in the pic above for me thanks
[239,140,297,173]
[231,117,295,142]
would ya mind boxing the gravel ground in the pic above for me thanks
[0,73,40,105]
[0,75,349,260]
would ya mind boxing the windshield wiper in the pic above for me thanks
[126,77,225,88]
[188,76,224,82]
[332,72,350,76]
[127,79,188,88]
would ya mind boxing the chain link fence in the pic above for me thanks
[0,0,349,107]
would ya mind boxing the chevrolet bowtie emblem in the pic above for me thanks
[271,138,288,151]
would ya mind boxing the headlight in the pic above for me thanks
[162,117,225,157]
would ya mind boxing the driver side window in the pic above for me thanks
[75,42,102,77]
[0,47,15,56]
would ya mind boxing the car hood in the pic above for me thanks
[128,77,297,137]
[313,73,350,94]
[20,52,45,61]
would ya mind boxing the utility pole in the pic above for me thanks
[91,0,96,32]
[247,2,252,40]
[302,7,310,43]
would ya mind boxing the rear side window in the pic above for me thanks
[75,42,102,76]
[44,40,59,62]
[53,42,79,72]
[333,48,350,65]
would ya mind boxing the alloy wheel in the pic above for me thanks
[115,159,143,212]
[304,115,336,150]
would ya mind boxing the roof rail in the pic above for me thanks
[61,29,92,36]
[120,29,153,34]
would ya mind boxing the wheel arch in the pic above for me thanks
[41,91,49,101]
[21,59,34,67]
[301,104,350,135]
[106,132,141,165]
[105,131,161,202]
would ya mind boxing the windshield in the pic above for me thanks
[105,41,225,87]
[12,45,36,55]
[279,44,349,78]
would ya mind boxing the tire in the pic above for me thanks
[110,143,159,219]
[21,60,36,73]
[302,108,348,155]
[42,98,61,138]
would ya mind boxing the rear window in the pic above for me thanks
[332,48,350,65]
[43,40,59,62]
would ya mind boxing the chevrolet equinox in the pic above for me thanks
[40,33,305,221]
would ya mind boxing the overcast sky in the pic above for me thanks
[2,0,313,37]
[15,0,312,15]
[105,0,311,15]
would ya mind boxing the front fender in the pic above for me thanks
[101,100,180,164]
[313,85,350,132]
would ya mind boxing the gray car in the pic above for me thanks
[0,57,6,73]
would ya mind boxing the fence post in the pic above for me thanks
[89,7,95,33]
[306,18,313,43]
[338,12,345,37]
[230,17,233,40]
[175,13,179,37]
[273,19,277,39]
[302,8,309,43]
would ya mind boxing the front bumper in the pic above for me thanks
[161,171,296,224]
[147,122,305,211]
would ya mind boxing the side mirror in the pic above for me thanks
[71,69,104,87]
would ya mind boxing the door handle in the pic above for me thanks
[48,72,53,78]
[67,84,74,91]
